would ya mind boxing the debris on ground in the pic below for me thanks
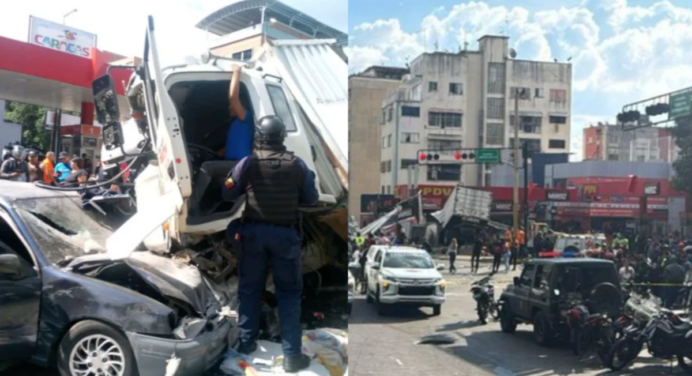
[218,329,348,376]
[302,329,348,376]
[415,333,457,345]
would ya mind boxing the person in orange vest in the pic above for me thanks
[517,228,526,263]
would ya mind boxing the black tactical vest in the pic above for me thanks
[243,148,303,226]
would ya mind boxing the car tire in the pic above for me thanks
[533,311,552,347]
[499,303,517,334]
[57,320,139,376]
[376,287,387,316]
[432,305,441,316]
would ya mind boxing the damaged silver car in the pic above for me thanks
[0,180,232,376]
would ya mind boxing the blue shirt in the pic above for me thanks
[225,108,254,161]
[54,162,71,182]
[221,153,319,206]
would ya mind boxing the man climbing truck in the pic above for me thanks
[188,64,255,218]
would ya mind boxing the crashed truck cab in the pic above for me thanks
[94,16,347,261]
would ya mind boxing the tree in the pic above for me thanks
[671,116,692,193]
[4,101,50,151]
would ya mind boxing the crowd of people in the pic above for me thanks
[1,144,102,186]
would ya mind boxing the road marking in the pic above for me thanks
[395,358,403,366]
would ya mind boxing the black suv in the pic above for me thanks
[498,258,622,346]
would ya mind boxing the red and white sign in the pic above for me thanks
[29,16,97,58]
[418,184,455,211]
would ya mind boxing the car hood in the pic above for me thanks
[383,268,442,280]
[67,251,228,316]
[124,252,228,315]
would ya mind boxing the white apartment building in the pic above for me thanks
[379,36,572,195]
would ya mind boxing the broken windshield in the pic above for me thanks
[14,196,115,265]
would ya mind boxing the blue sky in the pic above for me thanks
[347,0,692,160]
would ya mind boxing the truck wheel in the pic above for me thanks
[533,311,552,346]
[500,303,517,333]
[432,305,441,316]
[376,287,387,316]
[57,320,139,376]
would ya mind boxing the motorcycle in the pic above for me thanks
[471,276,498,324]
[605,309,692,374]
[562,299,613,363]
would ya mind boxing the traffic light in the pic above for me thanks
[616,110,641,123]
[645,103,669,116]
[419,152,440,161]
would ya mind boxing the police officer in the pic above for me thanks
[222,115,319,372]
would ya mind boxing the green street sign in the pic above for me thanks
[475,148,500,164]
[669,91,692,120]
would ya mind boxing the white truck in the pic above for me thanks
[92,16,348,279]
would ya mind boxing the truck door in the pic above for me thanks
[141,15,191,240]
[511,263,535,320]
[529,264,552,313]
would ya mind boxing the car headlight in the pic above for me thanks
[438,279,447,289]
[381,275,398,283]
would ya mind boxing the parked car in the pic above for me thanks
[364,246,446,316]
[498,258,623,346]
[0,180,231,376]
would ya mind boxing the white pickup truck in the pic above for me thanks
[92,16,348,278]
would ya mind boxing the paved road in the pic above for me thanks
[349,255,691,376]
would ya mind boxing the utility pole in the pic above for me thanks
[512,88,521,242]
[523,142,529,237]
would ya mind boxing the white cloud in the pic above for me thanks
[350,0,692,161]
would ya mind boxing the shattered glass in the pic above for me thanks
[14,197,115,265]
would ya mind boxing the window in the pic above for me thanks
[401,159,417,169]
[509,115,542,133]
[428,140,462,154]
[266,85,297,131]
[381,186,385,194]
[428,81,438,92]
[549,139,566,149]
[380,162,386,172]
[535,88,544,98]
[386,185,391,194]
[382,135,392,149]
[427,164,461,181]
[486,123,505,145]
[231,49,253,61]
[510,87,531,100]
[510,138,541,153]
[549,116,567,124]
[549,89,567,104]
[428,112,462,128]
[488,63,505,94]
[520,263,536,286]
[0,214,36,281]
[387,107,393,122]
[449,83,463,95]
[386,160,392,172]
[401,106,420,117]
[401,132,420,143]
[534,265,552,290]
[608,154,619,161]
[387,134,392,147]
[380,110,386,125]
[374,250,383,264]
[637,155,646,162]
[487,98,505,120]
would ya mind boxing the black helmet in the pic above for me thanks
[255,115,287,145]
